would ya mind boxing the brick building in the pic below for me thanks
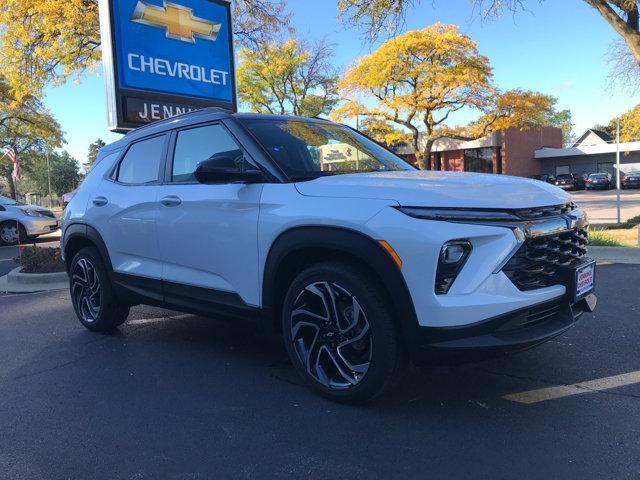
[427,127,563,176]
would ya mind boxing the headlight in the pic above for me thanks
[20,208,47,217]
[396,206,520,222]
[435,240,472,295]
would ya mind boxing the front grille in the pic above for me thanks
[502,228,589,291]
[511,203,575,220]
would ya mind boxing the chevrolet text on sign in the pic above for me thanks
[99,0,236,132]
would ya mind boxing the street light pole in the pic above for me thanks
[616,118,621,224]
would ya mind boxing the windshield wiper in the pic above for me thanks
[288,172,337,182]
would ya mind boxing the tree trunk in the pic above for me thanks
[420,138,434,171]
[584,0,640,65]
[4,172,16,199]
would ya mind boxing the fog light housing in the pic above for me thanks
[435,240,472,295]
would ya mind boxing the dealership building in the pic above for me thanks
[392,127,640,178]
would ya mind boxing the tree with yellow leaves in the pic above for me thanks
[358,117,412,146]
[613,104,640,141]
[333,24,494,169]
[237,38,339,117]
[339,1,640,69]
[0,0,289,101]
[467,89,573,145]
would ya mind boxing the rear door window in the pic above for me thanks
[116,135,166,184]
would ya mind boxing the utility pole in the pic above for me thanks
[46,148,52,207]
[616,118,621,224]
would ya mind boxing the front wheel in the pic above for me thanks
[0,221,26,246]
[282,262,404,403]
[70,247,130,332]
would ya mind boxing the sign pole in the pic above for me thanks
[616,118,621,224]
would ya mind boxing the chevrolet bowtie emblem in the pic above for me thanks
[131,1,221,43]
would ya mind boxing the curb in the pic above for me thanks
[0,267,68,293]
[588,246,640,265]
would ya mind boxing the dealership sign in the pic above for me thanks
[98,0,236,132]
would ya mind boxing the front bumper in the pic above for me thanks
[410,293,596,364]
[23,217,60,236]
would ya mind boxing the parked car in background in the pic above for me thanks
[61,190,77,208]
[554,173,585,191]
[622,171,640,189]
[61,108,596,403]
[533,174,556,184]
[586,173,614,190]
[0,195,59,245]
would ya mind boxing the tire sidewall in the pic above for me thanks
[282,263,399,403]
[69,247,121,331]
[0,221,25,246]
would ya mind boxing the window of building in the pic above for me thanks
[555,165,570,175]
[172,124,244,182]
[116,135,166,184]
[464,148,493,173]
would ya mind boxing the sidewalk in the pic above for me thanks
[589,246,640,265]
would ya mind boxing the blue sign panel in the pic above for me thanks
[98,0,235,131]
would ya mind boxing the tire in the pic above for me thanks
[0,221,27,246]
[69,247,130,332]
[282,261,405,403]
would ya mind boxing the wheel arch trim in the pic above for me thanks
[262,226,420,350]
[63,223,114,275]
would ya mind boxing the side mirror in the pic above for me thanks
[194,155,264,184]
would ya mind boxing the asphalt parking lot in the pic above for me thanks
[572,189,640,223]
[1,263,639,479]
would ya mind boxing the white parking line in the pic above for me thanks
[128,314,193,325]
[503,371,640,404]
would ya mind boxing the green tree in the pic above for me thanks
[0,93,64,198]
[86,139,106,169]
[237,38,339,117]
[24,150,80,196]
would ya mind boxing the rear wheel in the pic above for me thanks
[282,261,404,403]
[0,221,26,246]
[70,247,129,332]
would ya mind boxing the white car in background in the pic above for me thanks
[0,195,59,245]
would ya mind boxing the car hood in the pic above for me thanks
[5,204,52,214]
[295,171,571,209]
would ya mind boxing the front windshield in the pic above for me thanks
[239,118,414,179]
[0,195,19,206]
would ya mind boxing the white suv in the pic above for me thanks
[62,108,596,403]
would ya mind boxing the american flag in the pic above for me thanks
[6,147,21,182]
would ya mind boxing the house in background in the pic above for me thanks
[535,129,640,177]
[570,128,613,148]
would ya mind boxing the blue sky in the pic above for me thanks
[44,0,640,163]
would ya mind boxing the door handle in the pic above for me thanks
[92,196,108,207]
[160,195,182,207]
